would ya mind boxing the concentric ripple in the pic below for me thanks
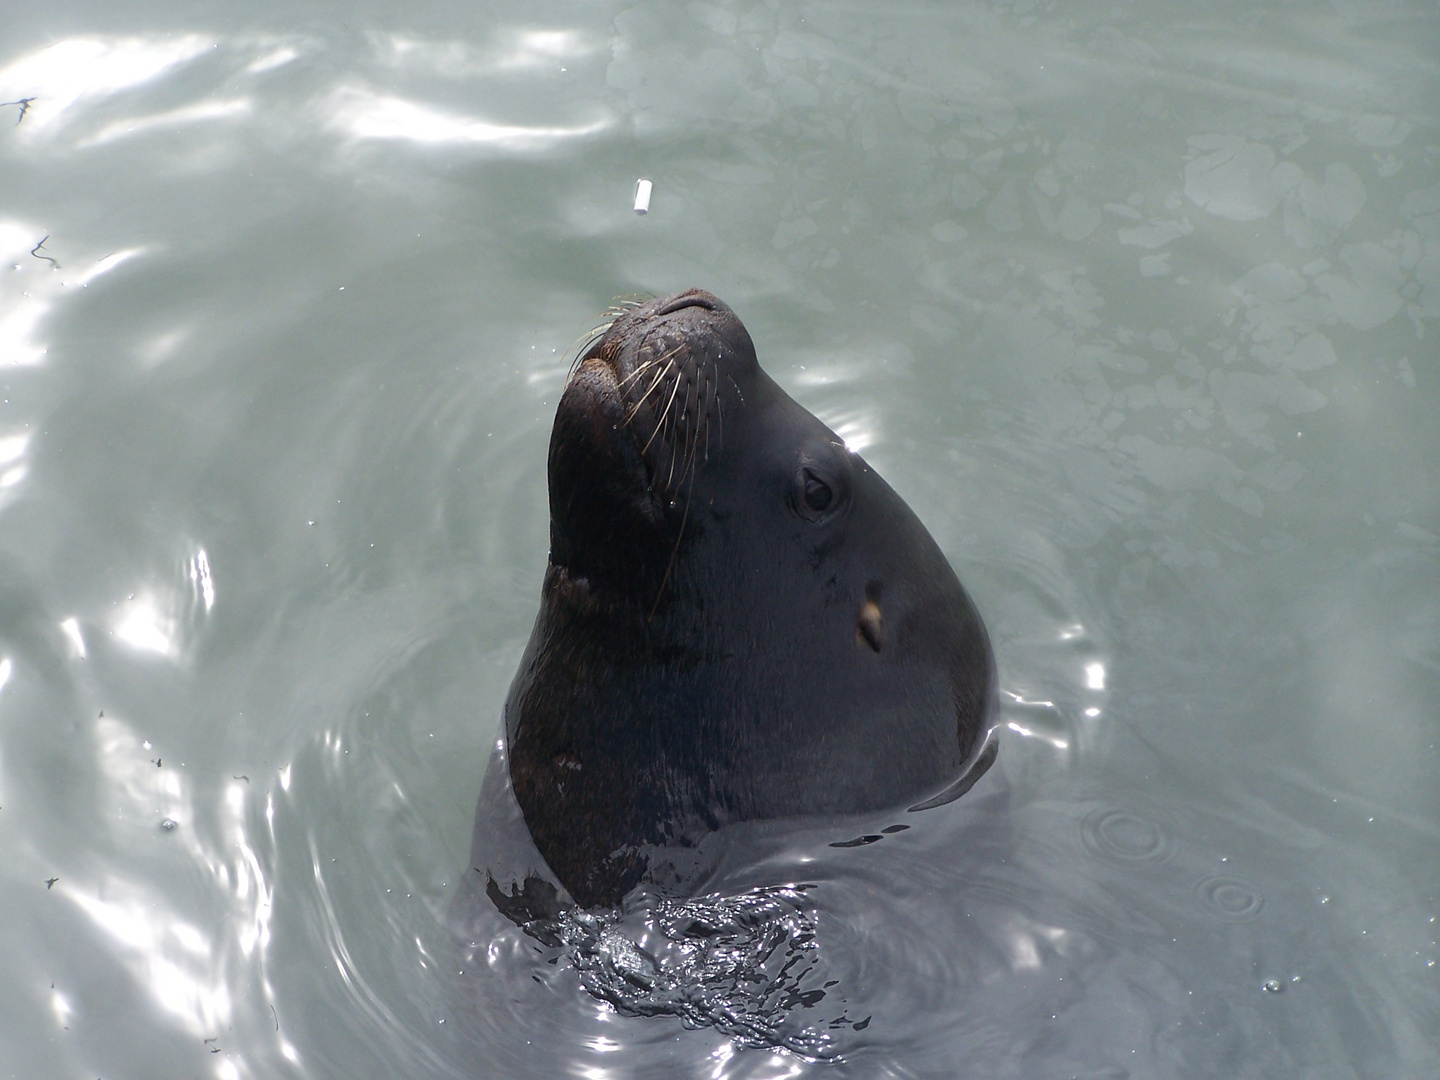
[1195,874,1266,921]
[1081,806,1175,865]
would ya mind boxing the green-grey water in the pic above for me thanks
[1,1,1437,1077]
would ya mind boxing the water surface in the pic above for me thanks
[1,1,1437,1077]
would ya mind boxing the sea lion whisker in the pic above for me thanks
[624,347,685,425]
[563,298,653,377]
[566,323,615,376]
[693,368,708,465]
[702,370,712,463]
[713,360,724,454]
[725,373,745,407]
[617,342,684,391]
[621,363,669,426]
[616,358,661,392]
[641,357,686,457]
[648,446,699,623]
[665,403,679,488]
[604,297,647,317]
[664,377,689,489]
[679,368,707,476]
[618,361,667,423]
[677,387,700,486]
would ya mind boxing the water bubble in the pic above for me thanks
[1263,979,1283,993]
[1195,874,1265,921]
[1081,807,1175,865]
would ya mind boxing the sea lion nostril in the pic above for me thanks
[654,289,723,317]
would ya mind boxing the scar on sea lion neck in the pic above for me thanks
[857,584,883,653]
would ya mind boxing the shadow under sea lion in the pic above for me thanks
[462,288,998,916]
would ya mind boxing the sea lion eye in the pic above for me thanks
[802,472,832,512]
[792,465,842,522]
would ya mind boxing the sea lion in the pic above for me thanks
[473,288,996,911]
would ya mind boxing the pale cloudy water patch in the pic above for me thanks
[372,28,599,75]
[134,325,192,368]
[1184,137,1303,223]
[1314,243,1407,332]
[1284,163,1368,249]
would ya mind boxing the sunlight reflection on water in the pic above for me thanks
[326,87,610,149]
[0,35,216,134]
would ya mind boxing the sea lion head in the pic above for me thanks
[507,288,995,906]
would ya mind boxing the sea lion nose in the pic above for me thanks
[654,288,729,317]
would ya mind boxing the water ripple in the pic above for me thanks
[1081,806,1176,866]
[1194,874,1266,922]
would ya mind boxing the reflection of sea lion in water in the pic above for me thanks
[472,289,996,911]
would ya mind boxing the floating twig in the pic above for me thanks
[0,97,34,124]
[31,235,59,270]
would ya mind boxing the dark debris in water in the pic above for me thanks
[526,884,862,1059]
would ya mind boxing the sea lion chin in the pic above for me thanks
[478,288,997,909]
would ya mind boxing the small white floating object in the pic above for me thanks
[633,178,652,214]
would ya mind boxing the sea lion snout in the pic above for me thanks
[546,290,752,593]
[584,290,757,396]
[557,290,762,518]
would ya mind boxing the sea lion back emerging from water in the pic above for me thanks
[483,289,995,909]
